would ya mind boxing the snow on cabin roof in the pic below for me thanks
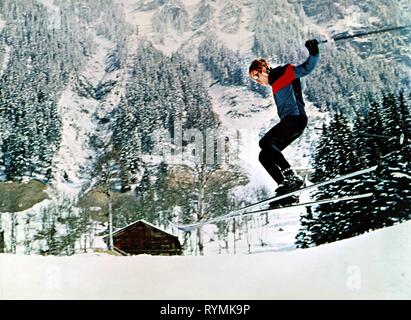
[103,219,178,239]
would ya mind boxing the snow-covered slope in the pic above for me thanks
[52,31,117,197]
[1,220,410,299]
[0,16,5,31]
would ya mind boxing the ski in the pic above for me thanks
[227,165,377,216]
[170,166,377,232]
[171,193,374,232]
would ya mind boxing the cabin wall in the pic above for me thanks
[113,223,181,255]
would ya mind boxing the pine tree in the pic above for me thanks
[198,35,246,86]
[311,123,333,183]
[34,206,60,255]
[371,92,411,228]
[363,100,385,165]
[303,113,359,246]
[2,131,30,181]
[295,207,315,248]
[298,92,411,248]
[134,167,157,223]
[153,161,179,226]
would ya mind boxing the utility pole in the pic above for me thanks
[99,157,119,252]
[105,189,114,251]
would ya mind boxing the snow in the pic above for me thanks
[209,84,276,189]
[36,0,61,29]
[113,0,254,56]
[1,220,410,299]
[2,0,404,262]
[105,0,328,203]
[214,2,254,54]
[52,32,117,197]
[326,4,368,35]
[36,0,55,9]
[0,198,53,255]
[108,219,179,239]
[114,0,153,31]
[0,17,5,32]
[392,172,411,179]
[53,89,98,190]
[169,204,303,255]
[0,45,11,78]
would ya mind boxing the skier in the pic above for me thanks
[249,39,319,206]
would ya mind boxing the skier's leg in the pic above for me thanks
[276,126,307,151]
[259,124,290,171]
[258,150,284,184]
[259,115,307,171]
[259,116,307,208]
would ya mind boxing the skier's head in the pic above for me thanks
[249,59,270,86]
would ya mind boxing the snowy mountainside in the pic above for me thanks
[51,29,127,197]
[48,0,314,196]
[3,0,404,194]
[114,0,328,186]
[0,16,5,32]
[0,0,409,256]
[53,34,113,196]
[301,0,410,64]
[116,0,255,54]
[1,219,410,299]
[108,0,408,183]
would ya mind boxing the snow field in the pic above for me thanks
[1,220,410,299]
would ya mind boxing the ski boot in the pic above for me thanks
[269,168,304,209]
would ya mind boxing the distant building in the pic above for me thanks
[0,230,4,253]
[104,219,182,256]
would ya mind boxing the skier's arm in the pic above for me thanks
[270,40,319,93]
[294,39,319,78]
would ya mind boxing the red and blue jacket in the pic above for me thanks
[268,54,319,120]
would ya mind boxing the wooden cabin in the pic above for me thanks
[0,230,4,253]
[105,219,182,256]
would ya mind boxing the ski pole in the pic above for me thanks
[319,25,411,43]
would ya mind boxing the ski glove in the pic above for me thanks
[305,39,319,56]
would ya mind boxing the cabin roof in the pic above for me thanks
[103,219,178,239]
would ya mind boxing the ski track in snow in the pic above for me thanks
[1,220,410,299]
